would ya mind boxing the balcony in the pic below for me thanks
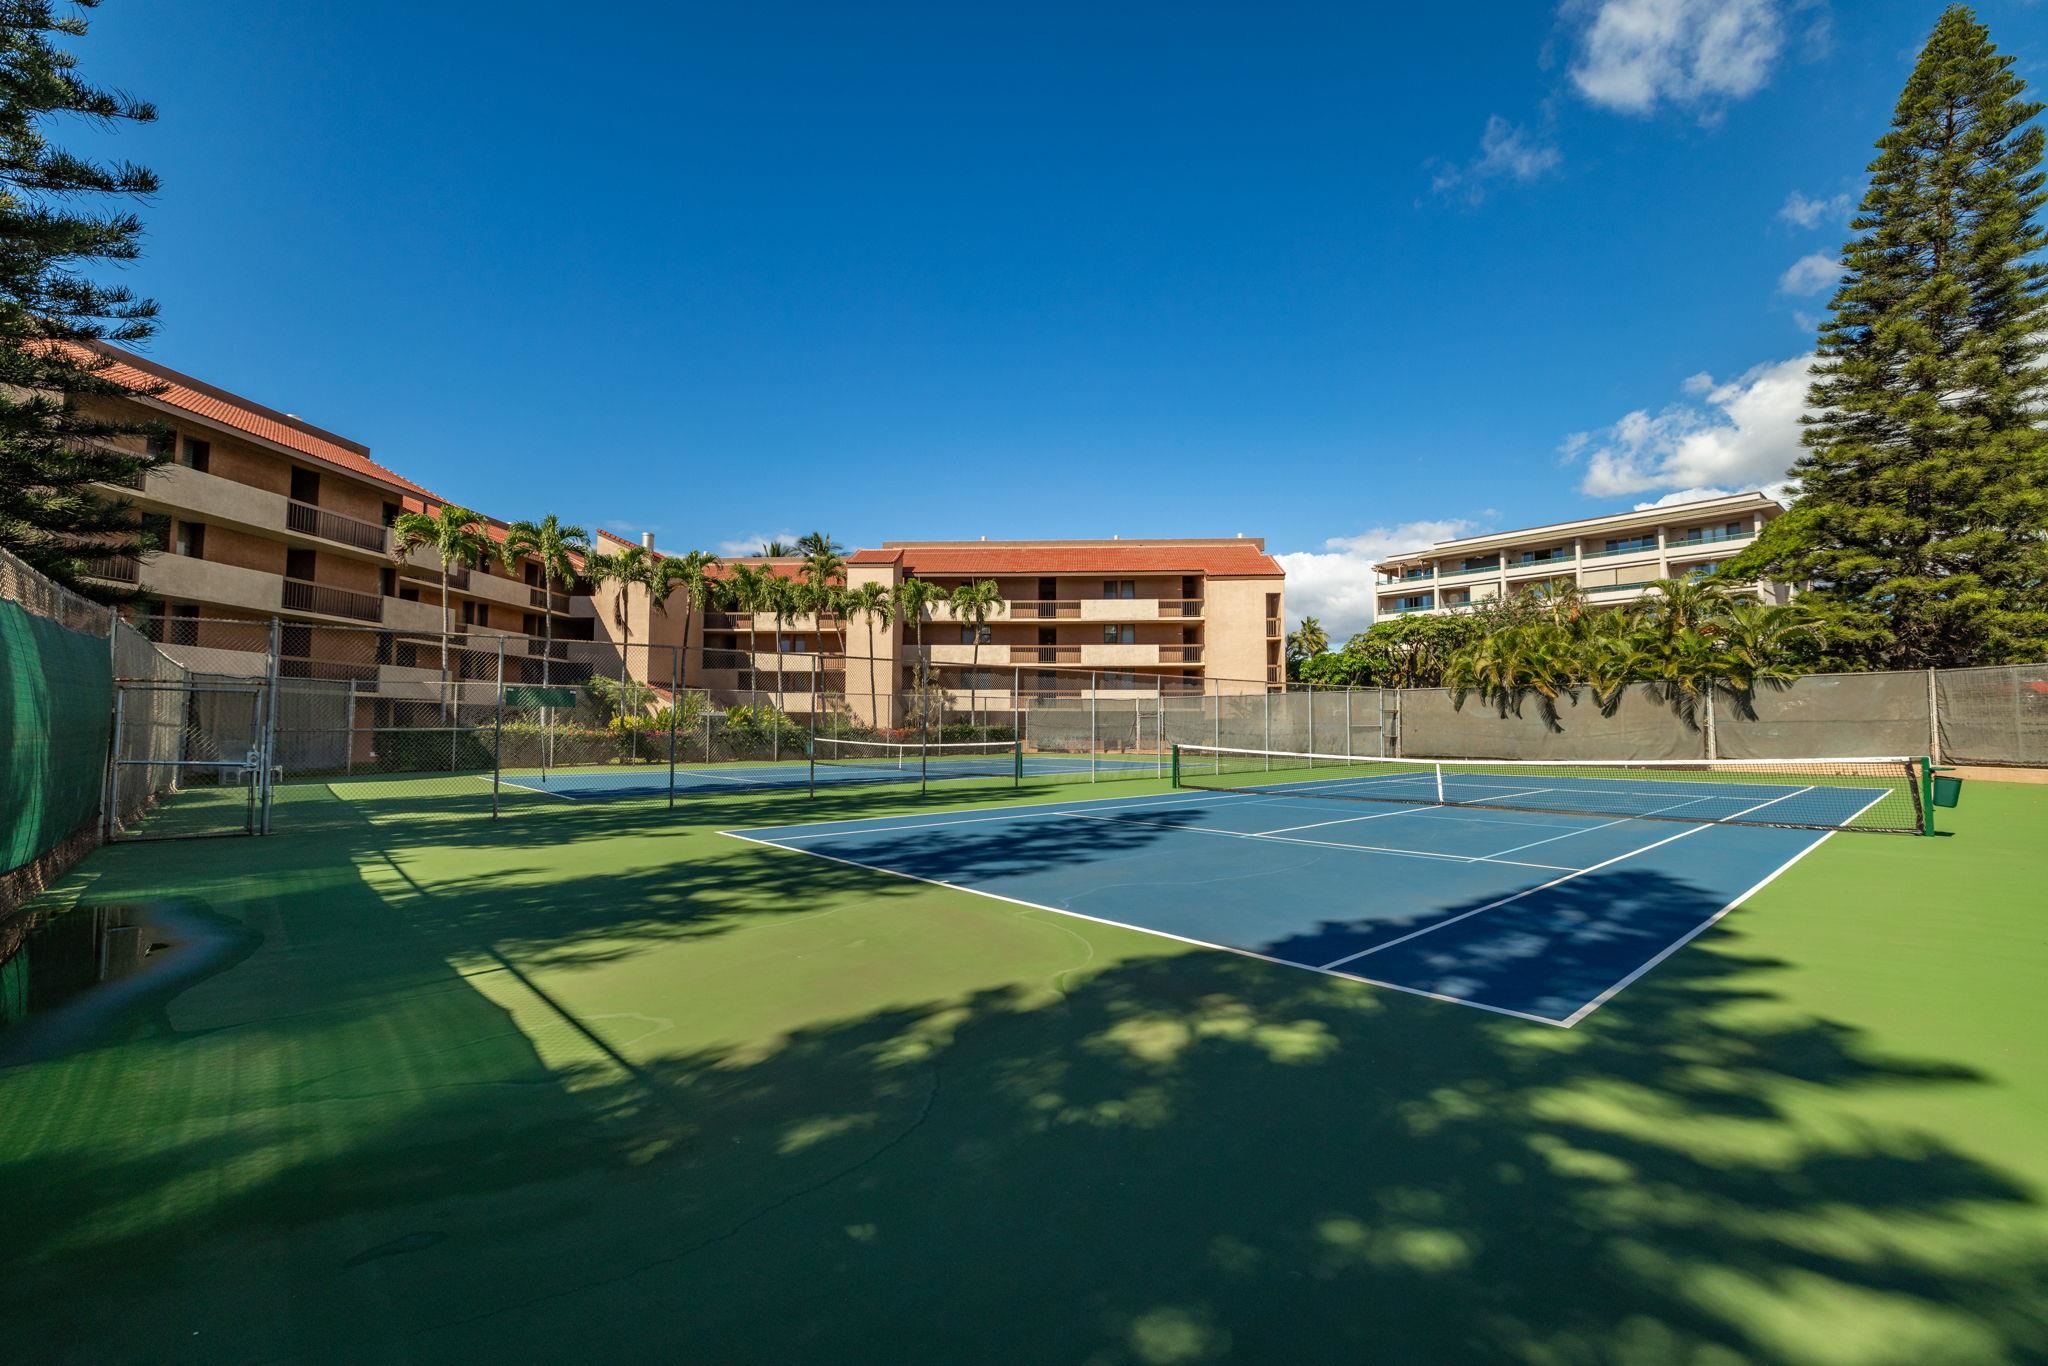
[1438,560,1503,578]
[1388,603,1437,615]
[1667,528,1754,552]
[1010,645,1082,664]
[81,553,142,584]
[1582,541,1661,560]
[1587,580,1658,596]
[1503,556,1575,579]
[1158,645,1203,664]
[528,586,572,613]
[1158,598,1203,618]
[282,578,384,623]
[1006,599,1081,619]
[131,553,283,615]
[286,500,391,554]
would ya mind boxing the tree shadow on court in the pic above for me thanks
[7,824,2045,1364]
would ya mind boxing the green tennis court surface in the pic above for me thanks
[3,775,2045,1362]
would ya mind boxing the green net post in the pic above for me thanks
[1920,756,1935,836]
[1170,744,1181,789]
[1013,739,1023,787]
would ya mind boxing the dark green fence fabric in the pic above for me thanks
[2,600,114,876]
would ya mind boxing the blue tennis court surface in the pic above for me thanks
[729,785,1846,1026]
[496,752,1163,800]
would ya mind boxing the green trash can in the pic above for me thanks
[1931,773,1964,808]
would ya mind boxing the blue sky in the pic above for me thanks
[70,0,2046,634]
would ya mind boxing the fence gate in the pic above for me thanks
[106,679,272,841]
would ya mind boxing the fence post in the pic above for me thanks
[669,645,681,810]
[808,652,820,798]
[105,686,126,840]
[1346,687,1353,758]
[491,637,505,818]
[1702,685,1718,762]
[1307,682,1315,756]
[260,616,281,835]
[1926,667,1942,764]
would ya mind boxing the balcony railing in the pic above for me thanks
[1583,542,1660,560]
[1009,599,1081,619]
[528,586,572,612]
[282,578,384,623]
[1158,645,1203,663]
[1265,616,1282,637]
[1587,580,1658,595]
[82,553,142,584]
[1158,598,1204,617]
[286,500,391,553]
[1011,646,1082,664]
[1389,603,1436,615]
[1438,561,1502,578]
[1668,527,1753,549]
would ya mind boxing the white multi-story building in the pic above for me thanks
[1371,491,1787,618]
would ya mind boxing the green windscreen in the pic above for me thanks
[1,600,114,875]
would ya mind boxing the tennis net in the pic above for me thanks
[810,737,1022,788]
[1171,745,1929,834]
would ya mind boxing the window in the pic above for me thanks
[1401,566,1432,581]
[1181,575,1199,599]
[1395,594,1433,612]
[146,430,176,459]
[175,521,205,558]
[1103,579,1136,600]
[290,466,320,504]
[280,622,311,659]
[380,566,397,596]
[180,437,210,473]
[1102,624,1136,645]
[1602,534,1658,553]
[959,625,991,644]
[169,604,200,648]
[285,548,316,581]
[1037,627,1057,645]
[1512,547,1568,565]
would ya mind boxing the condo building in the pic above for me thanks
[73,346,1284,731]
[1370,492,1788,619]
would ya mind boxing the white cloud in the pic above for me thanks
[1431,116,1561,202]
[1567,0,1785,115]
[1275,520,1479,640]
[1778,189,1850,229]
[716,529,800,558]
[1568,354,1812,499]
[1778,252,1838,295]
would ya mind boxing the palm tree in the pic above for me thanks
[658,549,720,688]
[948,579,1005,729]
[583,543,659,718]
[763,573,803,713]
[724,562,772,682]
[391,504,494,719]
[1287,616,1329,675]
[893,577,944,730]
[842,580,894,727]
[1638,577,1731,635]
[759,540,794,557]
[1713,600,1816,719]
[1445,622,1578,727]
[795,530,843,558]
[500,514,590,686]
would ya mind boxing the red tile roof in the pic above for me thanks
[849,542,1282,578]
[83,343,445,504]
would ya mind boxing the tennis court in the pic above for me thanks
[732,753,1927,1026]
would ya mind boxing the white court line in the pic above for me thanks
[491,776,581,802]
[718,830,1568,1028]
[1474,791,1736,859]
[1316,786,1814,972]
[1246,787,1568,837]
[1066,810,1580,873]
[1556,828,1839,1027]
